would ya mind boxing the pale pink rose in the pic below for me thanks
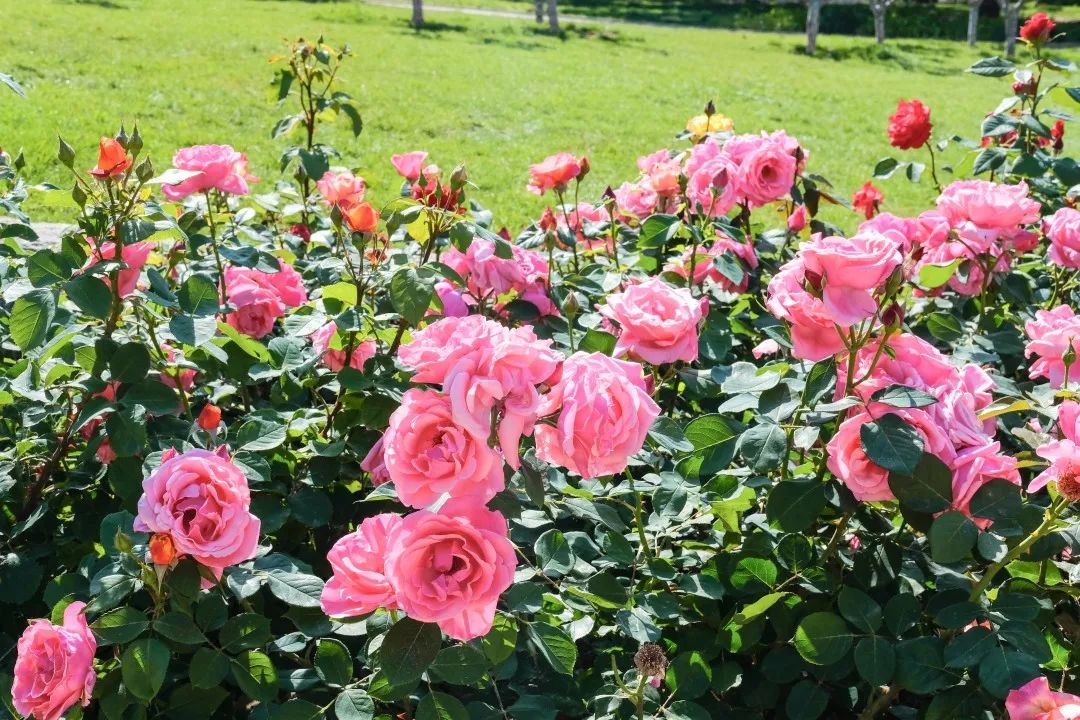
[1025,305,1080,388]
[1057,400,1080,443]
[1031,438,1080,493]
[391,151,429,181]
[1006,676,1080,720]
[84,239,152,297]
[737,138,797,207]
[600,277,705,364]
[134,447,260,576]
[160,343,196,392]
[384,498,516,641]
[950,442,1020,520]
[936,179,1040,232]
[765,257,845,361]
[914,210,952,248]
[799,230,903,326]
[641,153,681,196]
[637,148,673,174]
[161,144,257,200]
[321,514,402,618]
[444,240,527,297]
[788,204,808,233]
[262,264,308,307]
[1046,207,1080,269]
[664,232,758,292]
[614,181,658,219]
[838,333,958,402]
[752,339,781,359]
[382,388,504,508]
[826,409,955,502]
[360,437,390,486]
[311,321,376,372]
[858,212,916,253]
[443,326,562,468]
[226,281,284,339]
[13,602,96,720]
[721,133,767,166]
[398,315,509,384]
[317,170,366,207]
[535,351,660,479]
[686,156,738,217]
[527,152,582,195]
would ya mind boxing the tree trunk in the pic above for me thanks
[872,4,886,44]
[547,0,559,32]
[967,0,980,46]
[535,0,544,22]
[806,0,822,54]
[411,0,424,28]
[1003,1,1018,58]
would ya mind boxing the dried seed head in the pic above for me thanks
[634,643,667,678]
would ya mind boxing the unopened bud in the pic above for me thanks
[450,163,468,191]
[129,125,144,156]
[115,125,129,149]
[114,528,133,554]
[704,99,716,117]
[578,156,590,179]
[881,302,905,329]
[197,403,222,431]
[149,533,177,565]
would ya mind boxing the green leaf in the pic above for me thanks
[189,648,230,688]
[638,213,682,248]
[929,512,978,564]
[766,480,826,532]
[220,613,272,651]
[894,637,952,693]
[178,273,219,316]
[944,627,996,668]
[121,638,170,701]
[793,612,852,666]
[415,692,468,720]
[872,157,900,179]
[534,529,575,577]
[170,313,217,346]
[888,453,953,513]
[264,571,325,608]
[110,342,152,383]
[153,612,205,644]
[430,645,488,685]
[785,679,829,720]
[966,56,1016,77]
[973,147,1007,175]
[11,289,56,351]
[977,645,1039,699]
[91,606,149,645]
[870,384,937,408]
[802,358,836,407]
[838,587,882,633]
[969,478,1022,524]
[166,684,228,720]
[854,637,895,686]
[739,421,787,472]
[231,650,278,703]
[527,622,577,675]
[380,618,442,685]
[315,638,352,687]
[648,416,694,453]
[122,381,180,415]
[65,274,112,319]
[334,689,375,720]
[28,249,74,287]
[390,267,437,326]
[236,417,287,452]
[665,651,712,700]
[860,413,923,475]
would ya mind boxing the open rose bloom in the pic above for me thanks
[13,602,96,720]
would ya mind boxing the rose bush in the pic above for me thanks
[2,28,1080,720]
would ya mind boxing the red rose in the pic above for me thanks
[887,99,932,150]
[852,181,884,221]
[197,403,222,431]
[1020,12,1055,44]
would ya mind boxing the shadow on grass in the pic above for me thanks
[791,40,965,76]
[69,0,128,8]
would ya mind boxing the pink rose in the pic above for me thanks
[382,388,504,508]
[1057,400,1080,443]
[826,409,954,502]
[936,180,1040,232]
[321,514,402,618]
[535,351,660,479]
[859,212,916,254]
[226,282,284,339]
[752,339,781,359]
[1031,438,1080,494]
[311,321,376,372]
[134,447,261,576]
[360,437,390,486]
[527,152,582,195]
[317,170,366,207]
[160,343,196,392]
[161,144,257,200]
[1046,207,1080,269]
[1006,676,1080,720]
[664,232,758,292]
[1025,305,1080,388]
[85,239,152,297]
[398,315,509,384]
[384,499,516,641]
[434,280,471,317]
[686,156,738,217]
[799,230,903,326]
[600,277,705,364]
[262,264,308,307]
[765,258,845,361]
[614,181,659,220]
[13,601,96,720]
[737,138,798,207]
[391,151,429,181]
[788,204,808,233]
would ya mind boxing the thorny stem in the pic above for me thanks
[968,497,1067,603]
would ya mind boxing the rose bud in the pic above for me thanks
[197,403,222,431]
[341,201,380,233]
[578,156,591,179]
[149,533,177,565]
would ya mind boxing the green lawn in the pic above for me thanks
[0,0,1077,232]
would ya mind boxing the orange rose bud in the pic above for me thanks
[197,403,221,431]
[341,201,380,233]
[149,534,176,565]
[90,137,132,178]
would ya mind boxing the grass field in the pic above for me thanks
[1,0,1078,231]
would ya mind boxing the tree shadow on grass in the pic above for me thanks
[68,0,128,8]
[790,41,965,76]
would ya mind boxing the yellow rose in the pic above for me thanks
[686,113,734,141]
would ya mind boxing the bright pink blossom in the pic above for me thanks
[13,602,97,720]
[321,514,402,618]
[161,144,257,200]
[600,277,705,364]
